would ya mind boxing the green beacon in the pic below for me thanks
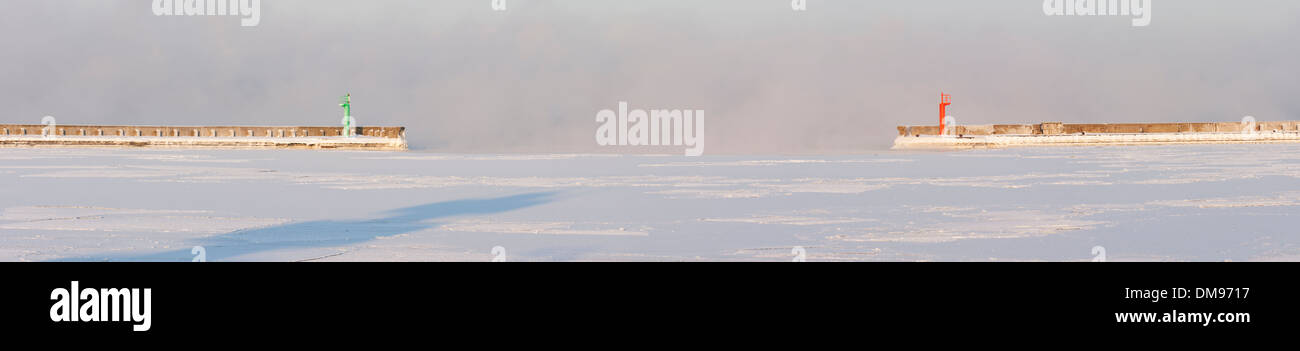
[340,94,355,138]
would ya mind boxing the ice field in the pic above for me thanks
[3,144,1299,262]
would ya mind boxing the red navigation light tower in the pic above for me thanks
[939,93,952,135]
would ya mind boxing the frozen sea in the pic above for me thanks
[3,144,1299,262]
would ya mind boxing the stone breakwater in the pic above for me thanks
[0,125,407,151]
[894,121,1300,149]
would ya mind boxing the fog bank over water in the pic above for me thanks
[3,1,1296,153]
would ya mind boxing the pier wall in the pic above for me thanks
[0,125,407,150]
[0,125,405,139]
[897,121,1300,136]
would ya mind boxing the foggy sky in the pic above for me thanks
[3,1,1297,153]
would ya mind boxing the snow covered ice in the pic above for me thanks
[3,144,1299,262]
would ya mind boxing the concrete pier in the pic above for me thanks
[0,125,407,151]
[894,121,1300,149]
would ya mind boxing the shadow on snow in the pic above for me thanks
[54,192,556,262]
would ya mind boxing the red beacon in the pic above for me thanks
[939,93,952,135]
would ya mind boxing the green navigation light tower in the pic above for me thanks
[340,94,355,138]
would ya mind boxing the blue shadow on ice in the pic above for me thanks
[57,192,556,262]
